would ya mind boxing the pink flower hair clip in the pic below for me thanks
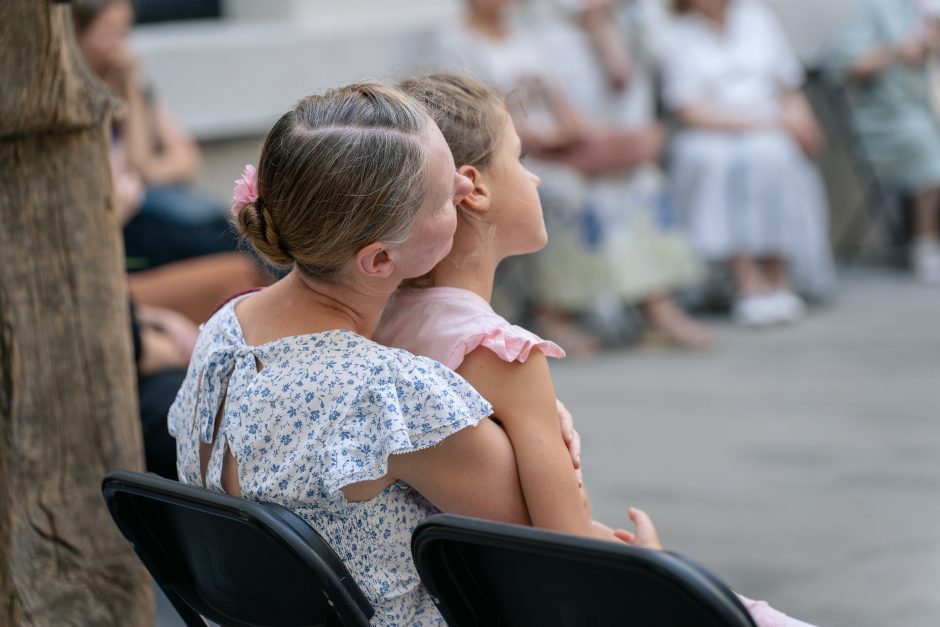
[231,164,259,217]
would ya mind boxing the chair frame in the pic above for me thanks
[412,513,757,627]
[102,470,373,627]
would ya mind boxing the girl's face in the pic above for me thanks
[483,111,546,257]
[76,0,134,78]
[396,121,473,278]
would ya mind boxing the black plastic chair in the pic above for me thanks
[412,514,757,627]
[101,470,373,627]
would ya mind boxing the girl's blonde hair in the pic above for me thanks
[398,73,507,172]
[396,73,508,287]
[235,83,432,280]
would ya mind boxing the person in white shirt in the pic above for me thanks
[662,0,836,327]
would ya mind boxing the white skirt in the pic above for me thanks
[669,129,836,299]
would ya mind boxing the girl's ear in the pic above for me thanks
[354,242,395,279]
[458,164,491,215]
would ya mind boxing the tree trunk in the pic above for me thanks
[0,1,154,625]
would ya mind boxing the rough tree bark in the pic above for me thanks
[0,1,154,625]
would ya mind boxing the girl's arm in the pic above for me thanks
[455,347,616,541]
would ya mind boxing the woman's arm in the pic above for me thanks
[109,47,200,186]
[141,102,201,185]
[388,416,531,525]
[779,90,825,157]
[676,103,776,132]
[846,35,929,83]
[454,348,615,541]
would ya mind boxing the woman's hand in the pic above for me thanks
[136,304,200,359]
[557,399,583,486]
[895,34,929,66]
[612,507,662,550]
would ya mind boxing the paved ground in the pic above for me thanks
[550,266,940,627]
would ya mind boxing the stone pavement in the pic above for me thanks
[156,266,938,626]
[550,266,940,627]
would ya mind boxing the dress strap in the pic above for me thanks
[192,345,259,444]
[192,344,261,491]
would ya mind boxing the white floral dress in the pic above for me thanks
[168,294,492,626]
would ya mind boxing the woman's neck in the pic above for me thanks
[237,268,394,344]
[465,10,509,40]
[428,229,501,303]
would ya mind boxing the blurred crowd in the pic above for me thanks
[71,0,940,478]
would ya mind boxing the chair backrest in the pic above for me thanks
[102,470,373,627]
[412,514,756,627]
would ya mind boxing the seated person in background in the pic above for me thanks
[437,0,713,351]
[828,0,940,284]
[662,0,836,327]
[74,0,243,266]
[78,0,271,322]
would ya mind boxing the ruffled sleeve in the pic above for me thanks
[447,324,566,371]
[318,353,493,496]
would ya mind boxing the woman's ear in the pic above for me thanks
[354,242,395,279]
[458,164,491,215]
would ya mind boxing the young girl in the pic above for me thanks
[375,72,817,627]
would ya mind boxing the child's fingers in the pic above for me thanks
[628,507,663,550]
[556,398,582,469]
[613,528,635,543]
[570,429,582,469]
[629,508,654,532]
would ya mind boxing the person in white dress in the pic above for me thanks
[662,0,837,326]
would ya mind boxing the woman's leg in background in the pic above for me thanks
[912,187,940,283]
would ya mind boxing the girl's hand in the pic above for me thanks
[556,399,583,486]
[612,508,662,550]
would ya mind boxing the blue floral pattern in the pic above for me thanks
[168,294,492,626]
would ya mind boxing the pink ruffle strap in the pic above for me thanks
[447,326,565,370]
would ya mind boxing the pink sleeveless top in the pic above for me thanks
[375,287,565,370]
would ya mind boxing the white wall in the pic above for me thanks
[133,1,460,139]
